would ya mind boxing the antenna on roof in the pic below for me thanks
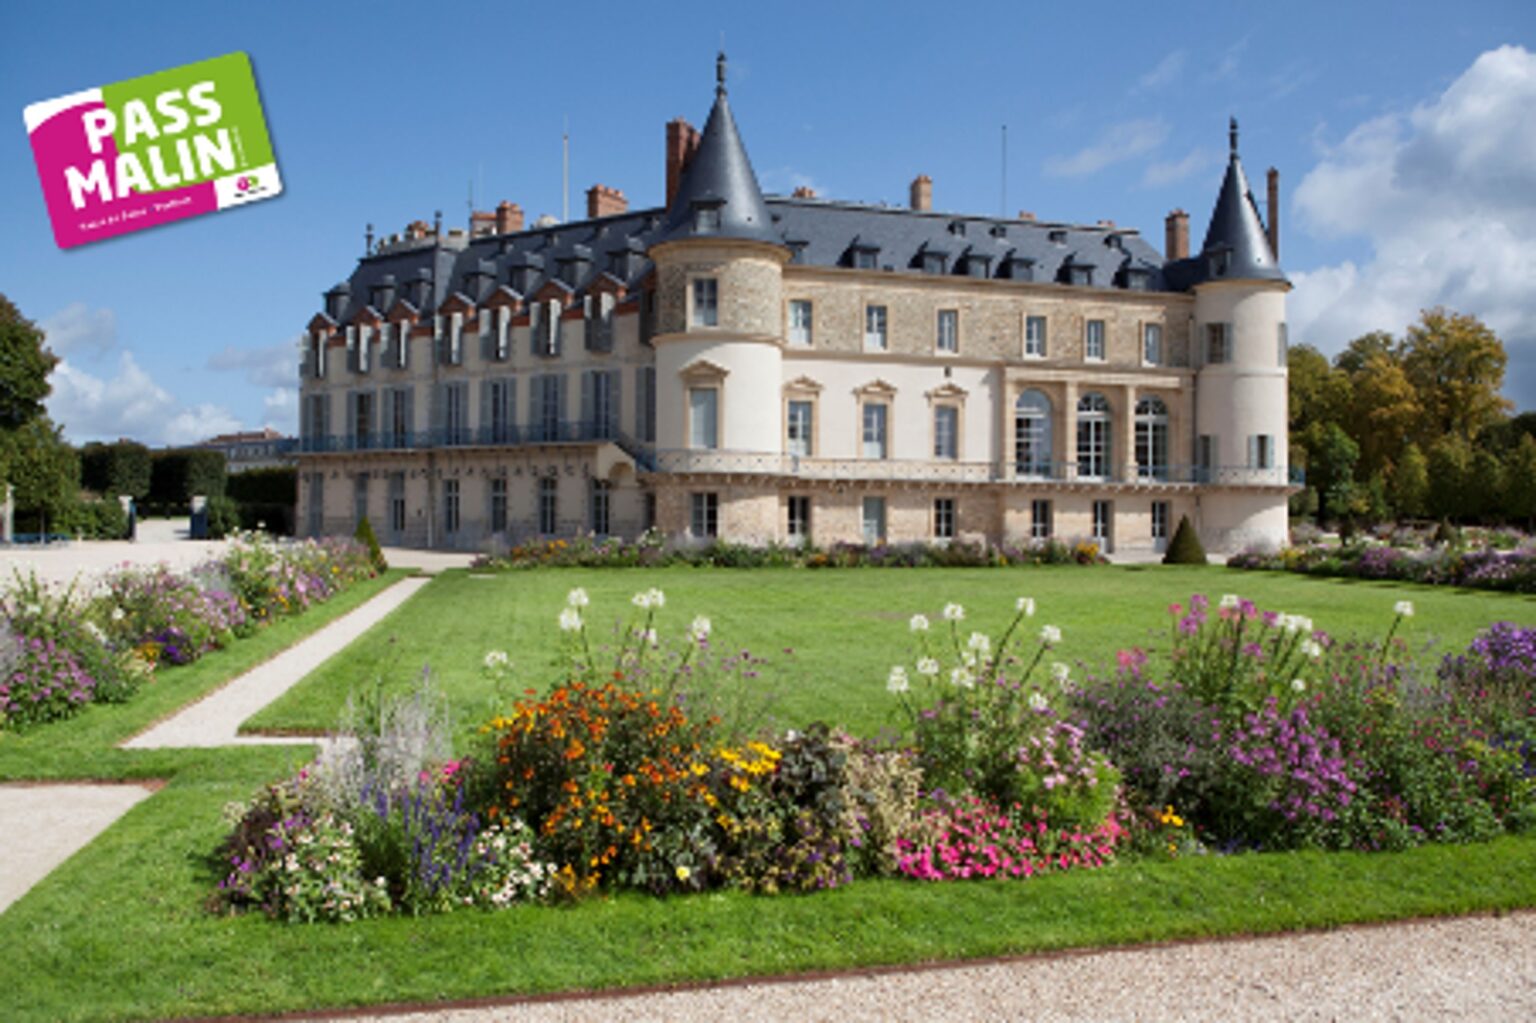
[1229,116,1239,156]
[562,115,570,222]
[466,178,474,228]
[1001,124,1008,219]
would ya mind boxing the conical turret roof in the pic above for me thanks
[1198,118,1285,283]
[659,53,783,248]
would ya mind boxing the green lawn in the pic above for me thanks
[247,563,1536,738]
[3,562,1535,1022]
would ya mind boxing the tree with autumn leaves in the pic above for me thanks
[1289,307,1536,528]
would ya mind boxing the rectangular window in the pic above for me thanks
[933,405,959,460]
[388,388,411,448]
[490,478,508,534]
[587,369,619,439]
[789,300,813,346]
[306,473,324,537]
[1085,319,1106,361]
[692,278,718,327]
[443,479,461,535]
[936,309,958,353]
[864,305,887,350]
[1030,498,1052,540]
[353,391,373,449]
[861,496,886,545]
[934,497,956,540]
[787,399,813,457]
[1278,322,1289,365]
[1092,499,1111,545]
[636,366,657,443]
[1143,323,1163,365]
[690,492,719,538]
[591,480,611,536]
[689,387,719,449]
[388,473,406,536]
[488,379,514,443]
[538,374,562,441]
[1025,315,1047,357]
[353,475,368,529]
[1152,500,1170,544]
[1250,434,1275,470]
[443,382,470,445]
[1197,434,1217,478]
[1206,322,1230,364]
[787,495,810,542]
[538,477,558,535]
[862,402,888,459]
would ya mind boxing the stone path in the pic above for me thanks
[0,783,155,913]
[316,910,1536,1023]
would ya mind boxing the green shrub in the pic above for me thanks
[68,496,128,539]
[80,440,151,499]
[205,495,241,539]
[1162,515,1207,564]
[354,516,389,572]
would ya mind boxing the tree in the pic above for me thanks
[1162,515,1207,564]
[1467,448,1506,523]
[1334,330,1396,376]
[1345,350,1419,479]
[1402,308,1511,446]
[0,294,59,430]
[1504,434,1536,530]
[1389,443,1430,520]
[80,440,152,499]
[1426,435,1474,522]
[0,418,79,533]
[1288,344,1352,435]
[1306,423,1360,524]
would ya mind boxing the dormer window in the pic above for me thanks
[847,238,880,270]
[1105,233,1123,251]
[947,220,967,236]
[587,292,616,351]
[916,245,948,275]
[1070,265,1093,287]
[692,199,724,233]
[989,224,1008,239]
[1002,256,1035,282]
[1123,267,1152,291]
[1048,229,1067,245]
[963,253,991,279]
[787,240,808,264]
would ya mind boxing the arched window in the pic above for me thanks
[1076,392,1111,480]
[1014,389,1053,477]
[1135,396,1169,480]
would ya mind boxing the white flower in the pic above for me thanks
[1301,638,1323,660]
[950,667,975,688]
[647,588,666,609]
[22,603,40,618]
[110,606,126,622]
[909,613,930,633]
[1051,661,1071,684]
[966,631,991,654]
[887,665,910,694]
[1028,692,1049,712]
[483,650,510,670]
[1219,594,1240,611]
[1394,600,1415,619]
[916,657,940,677]
[689,615,712,642]
[85,621,106,643]
[1039,624,1062,647]
[1016,597,1036,617]
[1278,613,1302,634]
[631,588,666,610]
[1291,678,1307,694]
[566,587,590,608]
[961,650,978,670]
[943,602,965,622]
[642,627,659,647]
[558,607,583,632]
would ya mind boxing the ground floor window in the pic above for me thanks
[307,473,324,537]
[490,478,508,534]
[691,492,719,538]
[1030,498,1052,539]
[538,477,558,535]
[388,473,406,536]
[353,475,368,528]
[643,492,656,533]
[861,496,886,545]
[934,497,956,540]
[1152,500,1169,549]
[787,495,810,541]
[1092,499,1112,548]
[591,480,611,536]
[443,479,461,535]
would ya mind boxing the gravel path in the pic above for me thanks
[0,783,155,913]
[300,911,1536,1022]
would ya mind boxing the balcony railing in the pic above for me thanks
[298,420,632,454]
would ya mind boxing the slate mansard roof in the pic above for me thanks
[318,69,1282,324]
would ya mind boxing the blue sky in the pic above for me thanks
[2,0,1533,444]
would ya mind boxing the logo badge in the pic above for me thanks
[24,52,282,249]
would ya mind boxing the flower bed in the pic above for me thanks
[472,533,1104,571]
[1229,536,1536,593]
[214,587,1535,923]
[0,533,378,732]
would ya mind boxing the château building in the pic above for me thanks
[296,56,1295,555]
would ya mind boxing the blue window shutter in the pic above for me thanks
[506,377,518,437]
[580,370,594,431]
[609,369,622,438]
[530,376,544,439]
[556,373,568,425]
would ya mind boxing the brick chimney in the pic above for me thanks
[1164,209,1189,260]
[665,117,701,207]
[406,219,431,241]
[791,185,818,198]
[587,184,628,219]
[910,174,932,212]
[1266,167,1280,259]
[495,201,524,235]
[1017,211,1036,222]
[470,210,497,237]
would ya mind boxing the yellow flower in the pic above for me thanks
[675,865,691,882]
[1158,805,1184,828]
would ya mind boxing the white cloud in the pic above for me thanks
[1207,35,1250,82]
[39,303,116,358]
[46,349,243,446]
[1044,119,1170,178]
[1290,45,1536,407]
[208,337,299,389]
[1136,50,1186,92]
[1142,147,1215,188]
[262,387,299,433]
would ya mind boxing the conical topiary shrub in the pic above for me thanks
[1162,514,1207,564]
[354,516,389,572]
